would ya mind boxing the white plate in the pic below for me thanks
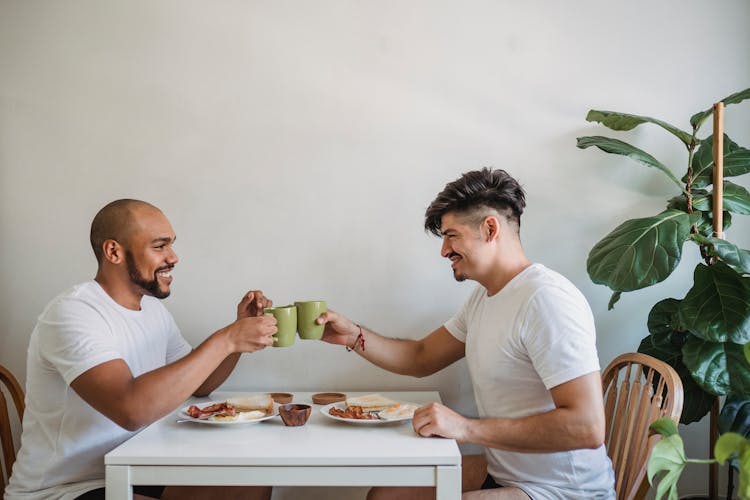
[320,401,419,425]
[178,400,279,426]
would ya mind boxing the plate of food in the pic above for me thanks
[178,393,278,425]
[320,393,420,425]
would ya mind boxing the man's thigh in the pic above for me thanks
[463,488,530,499]
[462,455,530,499]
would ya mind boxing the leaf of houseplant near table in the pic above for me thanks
[578,87,750,498]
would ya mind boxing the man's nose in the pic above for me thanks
[167,247,179,265]
[440,238,451,258]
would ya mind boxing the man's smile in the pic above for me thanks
[156,267,174,282]
[448,253,462,268]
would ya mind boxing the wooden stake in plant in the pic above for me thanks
[713,102,724,239]
[708,100,724,500]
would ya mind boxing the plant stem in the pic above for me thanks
[685,125,713,263]
[687,459,719,464]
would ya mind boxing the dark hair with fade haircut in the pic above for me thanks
[424,168,526,236]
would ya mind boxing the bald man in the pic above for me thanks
[6,199,275,500]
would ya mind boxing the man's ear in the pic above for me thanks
[484,216,500,242]
[102,239,124,264]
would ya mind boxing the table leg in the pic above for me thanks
[105,465,133,500]
[435,465,461,500]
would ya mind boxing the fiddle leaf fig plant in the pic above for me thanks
[578,87,750,496]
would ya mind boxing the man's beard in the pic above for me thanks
[125,251,171,299]
[449,253,467,282]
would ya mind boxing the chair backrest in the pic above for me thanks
[0,364,25,496]
[602,352,683,500]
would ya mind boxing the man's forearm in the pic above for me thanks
[462,408,605,453]
[128,330,234,420]
[349,326,433,377]
[341,324,465,378]
[193,352,241,397]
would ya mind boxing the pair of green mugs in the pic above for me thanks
[264,301,327,347]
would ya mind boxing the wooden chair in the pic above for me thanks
[1,364,25,495]
[602,352,683,500]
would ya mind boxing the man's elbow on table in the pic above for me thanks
[90,394,165,431]
[107,406,155,432]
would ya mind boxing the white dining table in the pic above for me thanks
[104,391,462,500]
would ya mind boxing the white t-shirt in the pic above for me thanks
[444,264,615,499]
[6,281,193,500]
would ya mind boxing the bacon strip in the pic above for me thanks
[187,402,237,419]
[329,405,378,420]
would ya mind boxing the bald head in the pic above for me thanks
[90,199,161,264]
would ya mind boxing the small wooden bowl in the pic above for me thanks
[269,392,293,404]
[311,392,346,405]
[279,404,311,426]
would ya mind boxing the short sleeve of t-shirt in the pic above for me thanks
[36,296,124,385]
[521,285,600,389]
[444,286,483,343]
[164,313,192,363]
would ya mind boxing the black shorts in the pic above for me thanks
[75,486,165,499]
[481,474,502,489]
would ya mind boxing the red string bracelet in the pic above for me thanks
[346,325,365,352]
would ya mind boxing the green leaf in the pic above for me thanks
[715,432,748,464]
[639,325,715,424]
[651,416,679,437]
[587,210,696,292]
[690,88,750,128]
[724,142,750,179]
[692,182,750,216]
[665,195,734,236]
[722,181,750,215]
[718,397,750,470]
[746,342,750,365]
[687,135,750,189]
[679,262,750,343]
[678,372,717,424]
[712,240,750,275]
[697,210,733,237]
[719,395,750,437]
[664,199,733,239]
[585,110,692,146]
[690,235,750,275]
[648,298,686,337]
[723,88,750,106]
[577,136,685,191]
[682,336,750,396]
[648,434,686,500]
[740,447,750,499]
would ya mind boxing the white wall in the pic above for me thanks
[1,1,749,498]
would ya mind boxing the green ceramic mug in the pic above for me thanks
[263,305,297,347]
[295,300,327,340]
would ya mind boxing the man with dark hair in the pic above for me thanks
[7,199,276,500]
[319,169,615,499]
